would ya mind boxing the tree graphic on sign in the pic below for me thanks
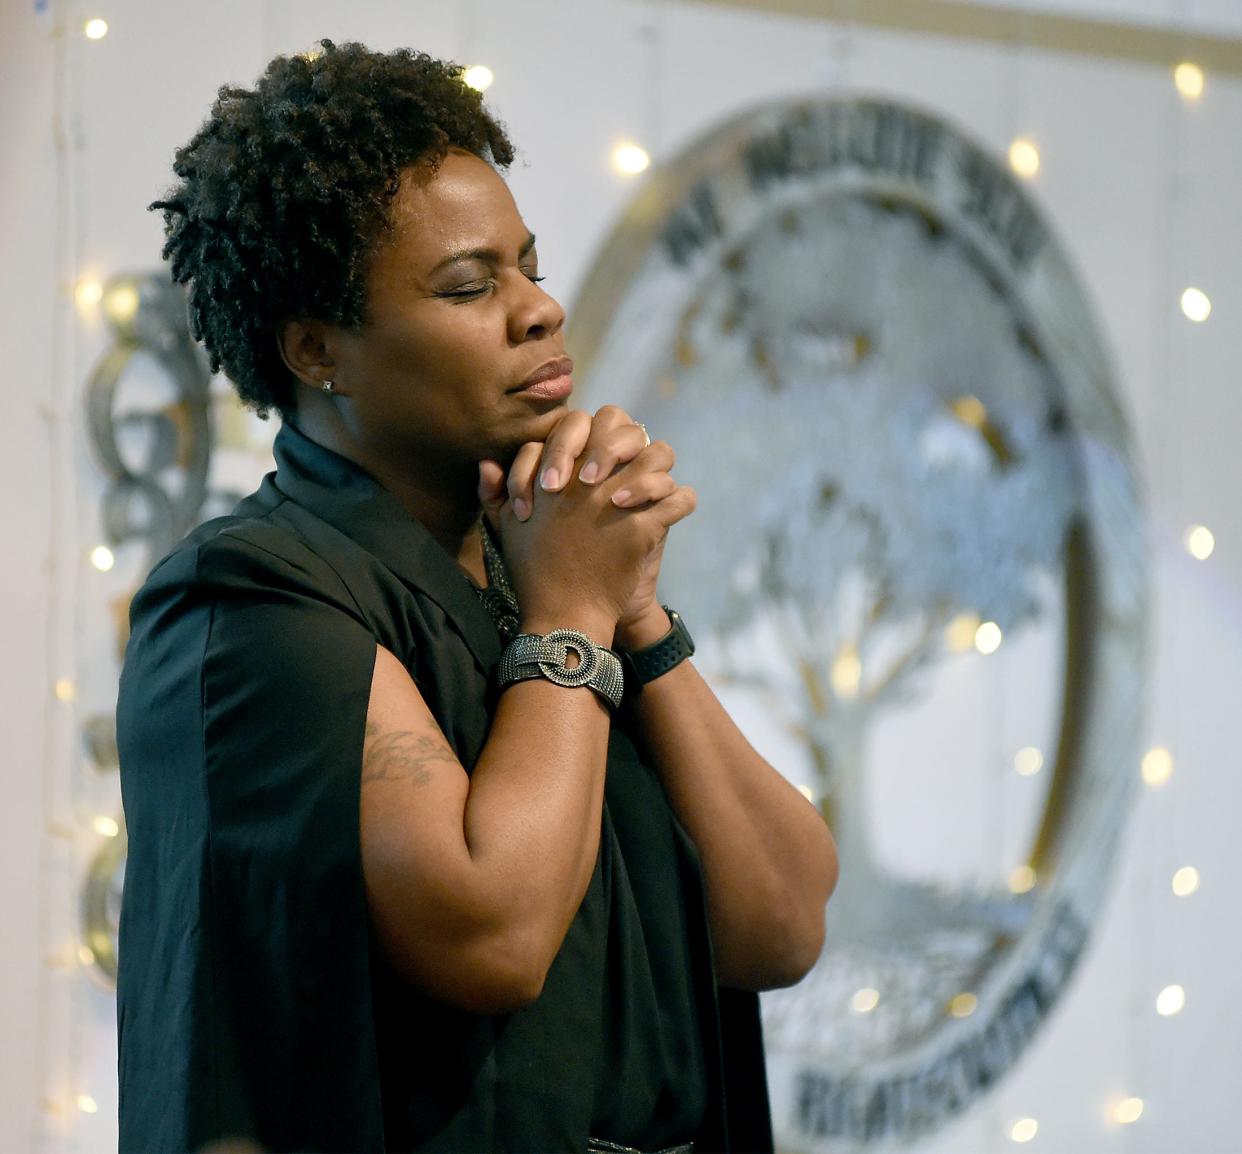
[648,197,1079,1053]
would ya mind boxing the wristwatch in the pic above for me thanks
[618,606,695,687]
[497,628,625,710]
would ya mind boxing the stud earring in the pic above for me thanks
[321,379,335,393]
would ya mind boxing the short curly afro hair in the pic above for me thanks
[151,40,515,417]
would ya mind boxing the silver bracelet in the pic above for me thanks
[496,628,625,710]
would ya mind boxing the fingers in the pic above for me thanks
[505,406,674,525]
[627,438,675,474]
[645,484,697,528]
[506,441,545,521]
[609,467,678,508]
[537,405,648,491]
[477,460,508,533]
[535,409,594,494]
[602,439,675,499]
[576,407,651,486]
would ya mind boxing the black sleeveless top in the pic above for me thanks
[116,422,773,1153]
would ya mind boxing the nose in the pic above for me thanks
[508,274,565,344]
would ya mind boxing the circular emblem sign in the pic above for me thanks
[571,98,1146,1150]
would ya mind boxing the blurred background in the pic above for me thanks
[3,1,1240,1151]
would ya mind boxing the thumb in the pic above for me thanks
[477,459,508,533]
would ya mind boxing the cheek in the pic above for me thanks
[445,304,507,349]
[346,301,511,421]
[415,308,511,389]
[394,307,501,368]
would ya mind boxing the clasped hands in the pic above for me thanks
[477,405,696,646]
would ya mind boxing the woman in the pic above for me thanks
[117,40,837,1154]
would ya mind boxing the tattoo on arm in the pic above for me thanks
[363,721,458,787]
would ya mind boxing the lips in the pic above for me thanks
[512,355,574,400]
[515,356,573,390]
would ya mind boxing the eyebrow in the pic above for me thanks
[429,232,537,275]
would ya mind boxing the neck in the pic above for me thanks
[287,410,488,585]
[373,462,486,578]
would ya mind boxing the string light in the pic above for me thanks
[88,545,115,572]
[1156,984,1185,1016]
[1111,1097,1144,1125]
[945,612,981,653]
[850,987,879,1013]
[74,278,103,310]
[1014,747,1043,776]
[1141,746,1173,787]
[103,283,139,326]
[1008,864,1036,894]
[462,64,494,92]
[830,645,862,698]
[1008,137,1040,179]
[1171,866,1200,896]
[51,9,117,1136]
[611,141,651,175]
[1009,1117,1038,1143]
[1137,14,1200,1143]
[951,394,988,428]
[43,17,1218,1148]
[948,992,978,1018]
[1180,287,1211,322]
[974,621,1003,655]
[1184,525,1215,560]
[92,815,119,838]
[1173,62,1205,101]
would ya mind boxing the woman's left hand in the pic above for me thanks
[494,405,682,646]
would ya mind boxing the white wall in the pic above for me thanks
[3,0,1239,1150]
[980,0,1242,37]
[1,7,59,1148]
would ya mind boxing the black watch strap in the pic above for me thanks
[620,607,695,685]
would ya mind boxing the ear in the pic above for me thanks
[277,320,337,392]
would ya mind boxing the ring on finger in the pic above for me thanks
[635,422,651,449]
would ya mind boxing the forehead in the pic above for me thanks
[384,149,526,264]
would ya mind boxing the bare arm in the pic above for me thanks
[619,607,839,992]
[360,422,695,1015]
[361,624,613,1015]
[517,410,838,991]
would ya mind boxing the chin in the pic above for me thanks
[494,406,569,465]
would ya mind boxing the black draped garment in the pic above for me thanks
[116,421,773,1153]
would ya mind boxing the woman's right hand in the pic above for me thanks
[477,406,696,639]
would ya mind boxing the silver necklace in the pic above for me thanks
[474,524,520,642]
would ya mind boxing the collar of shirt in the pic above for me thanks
[268,420,503,675]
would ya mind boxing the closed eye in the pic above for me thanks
[437,272,545,301]
[438,282,492,299]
